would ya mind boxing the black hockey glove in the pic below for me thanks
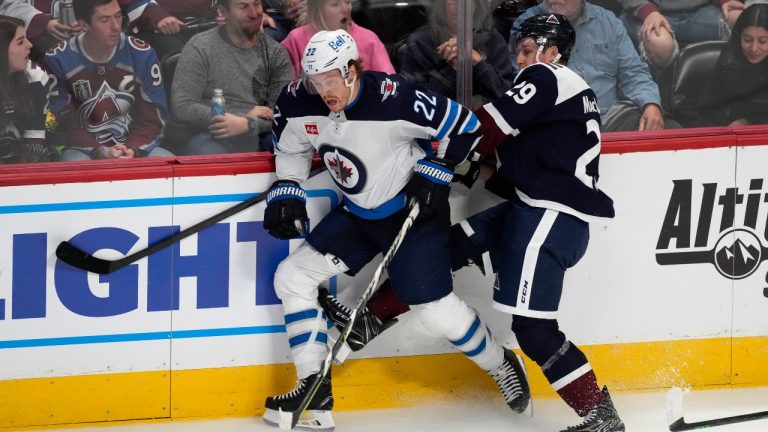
[452,151,482,189]
[405,156,455,218]
[263,180,309,240]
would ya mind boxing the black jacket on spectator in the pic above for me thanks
[399,25,517,107]
[698,29,768,126]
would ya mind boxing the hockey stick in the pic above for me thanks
[279,199,421,430]
[667,386,768,431]
[56,169,322,274]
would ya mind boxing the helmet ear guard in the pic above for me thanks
[516,13,576,63]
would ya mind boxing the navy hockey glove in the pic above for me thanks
[405,156,455,218]
[263,180,309,240]
[453,151,482,189]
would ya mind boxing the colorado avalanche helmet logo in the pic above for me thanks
[319,144,367,194]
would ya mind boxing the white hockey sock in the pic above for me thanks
[282,299,329,379]
[412,293,504,371]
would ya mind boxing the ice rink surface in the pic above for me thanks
[39,386,768,432]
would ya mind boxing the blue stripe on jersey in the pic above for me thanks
[288,331,328,348]
[284,309,321,324]
[451,315,481,346]
[461,112,479,134]
[436,100,460,140]
[343,193,406,220]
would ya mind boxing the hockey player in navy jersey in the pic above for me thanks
[260,29,530,430]
[318,13,625,432]
[44,0,172,160]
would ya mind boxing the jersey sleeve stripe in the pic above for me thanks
[460,111,480,134]
[435,100,460,140]
[484,102,520,136]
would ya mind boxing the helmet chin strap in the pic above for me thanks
[344,74,357,105]
[535,44,562,64]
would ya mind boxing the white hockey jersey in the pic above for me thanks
[272,71,481,218]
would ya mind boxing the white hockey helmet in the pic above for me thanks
[301,29,359,78]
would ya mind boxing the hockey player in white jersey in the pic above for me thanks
[261,29,530,431]
[318,14,625,432]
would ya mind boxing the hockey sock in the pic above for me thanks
[366,279,410,322]
[512,315,603,416]
[282,300,329,379]
[412,293,503,371]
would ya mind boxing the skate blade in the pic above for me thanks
[517,354,533,418]
[264,408,335,431]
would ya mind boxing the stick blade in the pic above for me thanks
[55,241,111,274]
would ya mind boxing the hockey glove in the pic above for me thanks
[263,180,309,240]
[452,151,482,189]
[405,156,455,218]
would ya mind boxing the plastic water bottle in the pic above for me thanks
[211,89,226,116]
[59,0,76,28]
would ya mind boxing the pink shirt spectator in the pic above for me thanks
[281,21,395,78]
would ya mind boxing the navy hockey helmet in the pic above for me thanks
[517,13,576,62]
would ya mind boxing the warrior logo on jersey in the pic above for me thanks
[319,144,367,194]
[304,122,319,135]
[79,81,135,145]
[655,178,768,296]
[73,79,92,101]
[380,78,398,102]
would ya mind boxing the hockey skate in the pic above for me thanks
[489,348,531,414]
[318,287,398,355]
[561,386,625,432]
[263,371,334,431]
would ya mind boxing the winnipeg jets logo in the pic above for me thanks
[327,152,353,184]
[318,144,366,194]
[380,78,398,101]
[287,79,301,97]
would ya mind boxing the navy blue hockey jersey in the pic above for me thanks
[476,62,614,221]
[273,71,481,218]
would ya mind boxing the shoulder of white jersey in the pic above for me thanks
[517,62,590,106]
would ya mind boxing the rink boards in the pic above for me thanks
[1,130,768,429]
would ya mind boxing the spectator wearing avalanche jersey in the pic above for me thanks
[44,0,172,160]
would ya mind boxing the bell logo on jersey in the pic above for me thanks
[304,122,319,135]
[319,144,367,194]
[380,78,398,102]
[656,178,768,293]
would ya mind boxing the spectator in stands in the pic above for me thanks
[0,0,80,60]
[698,3,768,126]
[45,0,172,160]
[514,0,666,131]
[132,0,294,61]
[492,0,538,42]
[171,0,293,154]
[619,0,746,69]
[281,0,393,77]
[0,15,58,163]
[400,0,516,108]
